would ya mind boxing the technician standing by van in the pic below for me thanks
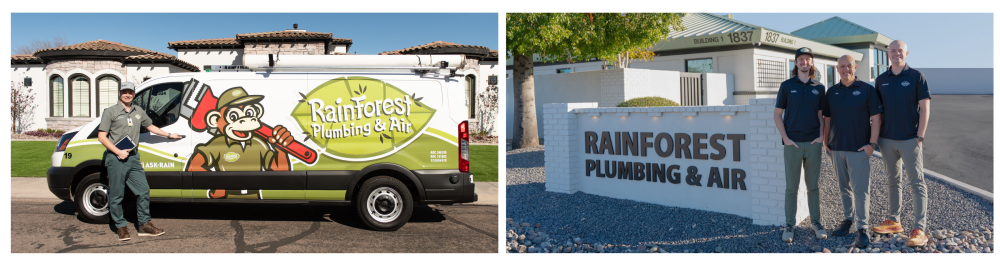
[774,47,827,243]
[97,82,182,241]
[869,40,931,247]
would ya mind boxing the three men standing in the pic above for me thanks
[870,40,932,247]
[774,47,827,243]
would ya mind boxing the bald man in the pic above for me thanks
[824,55,882,248]
[870,40,931,247]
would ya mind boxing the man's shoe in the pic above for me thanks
[871,220,904,234]
[856,228,872,248]
[781,225,794,243]
[137,221,165,236]
[906,229,929,247]
[831,219,853,236]
[116,227,131,241]
[811,222,828,240]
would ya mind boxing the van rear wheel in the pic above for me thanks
[75,172,111,224]
[356,176,413,231]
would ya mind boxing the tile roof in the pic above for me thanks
[11,54,43,64]
[123,52,201,72]
[167,37,240,48]
[379,41,490,55]
[34,39,157,54]
[236,31,352,43]
[792,16,881,39]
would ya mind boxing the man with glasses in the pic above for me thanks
[774,47,827,243]
[97,82,183,241]
[825,55,882,248]
[869,40,931,247]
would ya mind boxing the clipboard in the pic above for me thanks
[115,135,136,150]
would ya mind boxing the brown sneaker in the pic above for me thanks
[906,229,929,247]
[871,220,904,234]
[116,227,131,241]
[137,221,165,236]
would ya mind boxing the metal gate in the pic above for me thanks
[679,72,703,106]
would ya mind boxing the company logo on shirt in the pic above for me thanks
[852,90,861,96]
[135,114,141,119]
[223,152,240,163]
[882,83,890,87]
[812,89,819,95]
[901,81,911,87]
[791,90,797,93]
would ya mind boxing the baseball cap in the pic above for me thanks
[120,82,136,91]
[795,47,814,60]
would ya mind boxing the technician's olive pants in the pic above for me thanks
[104,150,151,229]
[783,142,822,226]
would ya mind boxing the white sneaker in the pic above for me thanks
[812,222,828,240]
[782,225,794,243]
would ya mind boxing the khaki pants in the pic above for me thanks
[831,150,871,230]
[878,138,928,230]
[783,142,822,226]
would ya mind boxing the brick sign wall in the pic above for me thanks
[543,98,809,225]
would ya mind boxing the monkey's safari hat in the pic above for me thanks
[216,87,264,109]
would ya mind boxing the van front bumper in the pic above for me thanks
[47,167,74,201]
[412,170,476,204]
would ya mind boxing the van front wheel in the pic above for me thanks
[74,172,111,224]
[356,176,413,231]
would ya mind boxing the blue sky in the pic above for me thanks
[10,13,499,56]
[723,13,993,68]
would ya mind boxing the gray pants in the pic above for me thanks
[831,150,871,230]
[878,138,928,230]
[783,142,822,226]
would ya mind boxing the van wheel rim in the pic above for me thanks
[366,187,402,223]
[83,183,109,216]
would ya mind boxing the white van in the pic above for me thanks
[47,54,477,231]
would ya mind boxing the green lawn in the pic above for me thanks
[11,141,57,177]
[470,145,499,182]
[12,141,501,182]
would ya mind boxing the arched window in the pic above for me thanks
[69,75,91,117]
[50,76,64,117]
[97,75,120,116]
[466,75,476,119]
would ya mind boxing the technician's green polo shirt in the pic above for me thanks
[98,102,152,149]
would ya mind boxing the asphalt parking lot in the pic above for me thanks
[921,95,993,192]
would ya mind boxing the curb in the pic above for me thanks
[873,151,993,203]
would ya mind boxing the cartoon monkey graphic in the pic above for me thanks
[185,87,294,199]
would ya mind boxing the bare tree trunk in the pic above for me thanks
[511,54,539,149]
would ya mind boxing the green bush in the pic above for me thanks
[616,96,681,107]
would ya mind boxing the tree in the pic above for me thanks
[475,79,499,135]
[506,13,685,149]
[11,79,37,134]
[12,36,70,55]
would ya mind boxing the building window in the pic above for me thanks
[685,58,713,73]
[50,76,64,117]
[827,65,836,87]
[757,59,785,89]
[69,75,90,117]
[556,68,571,74]
[788,60,796,78]
[466,75,477,119]
[97,75,120,116]
[871,48,890,78]
[24,77,32,87]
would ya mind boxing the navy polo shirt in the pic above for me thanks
[823,81,883,151]
[875,64,931,140]
[775,77,826,143]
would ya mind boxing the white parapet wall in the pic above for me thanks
[543,99,809,226]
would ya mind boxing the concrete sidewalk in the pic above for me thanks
[10,177,499,205]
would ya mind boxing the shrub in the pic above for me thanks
[616,96,681,107]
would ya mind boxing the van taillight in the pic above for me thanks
[55,132,77,152]
[459,121,469,172]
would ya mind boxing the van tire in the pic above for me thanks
[75,172,111,224]
[356,176,413,231]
